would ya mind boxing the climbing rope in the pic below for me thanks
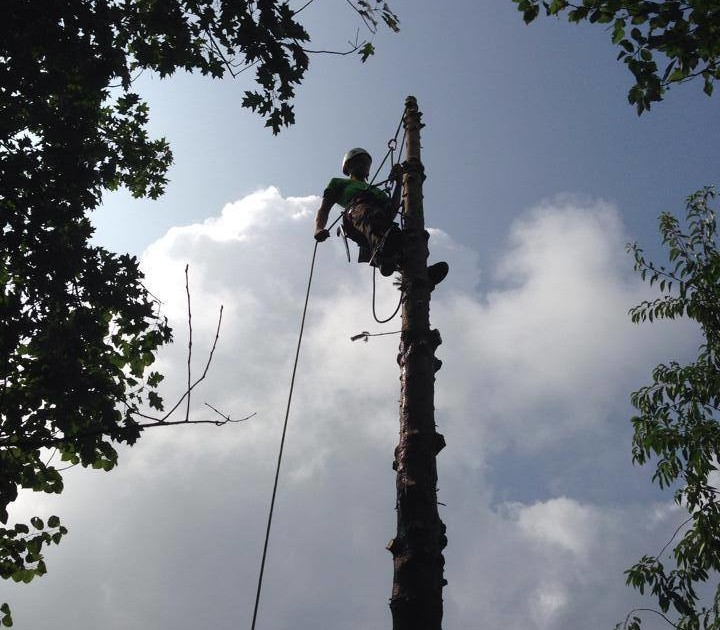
[372,266,402,323]
[250,241,319,630]
[250,110,408,627]
[368,111,405,187]
[368,110,407,325]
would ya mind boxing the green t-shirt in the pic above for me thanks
[323,178,389,209]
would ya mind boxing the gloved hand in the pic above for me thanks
[314,228,330,242]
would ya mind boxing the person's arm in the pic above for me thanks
[314,196,334,241]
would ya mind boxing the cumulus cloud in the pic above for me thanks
[7,188,698,630]
[434,195,698,459]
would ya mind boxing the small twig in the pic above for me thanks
[107,67,146,89]
[342,0,376,32]
[43,448,58,467]
[54,462,79,473]
[302,41,364,56]
[204,402,257,426]
[621,608,681,630]
[142,283,164,305]
[203,29,240,78]
[141,303,224,424]
[653,500,718,562]
[0,273,233,452]
[185,264,192,422]
[4,402,254,450]
[292,0,317,15]
[233,58,261,76]
[139,411,256,429]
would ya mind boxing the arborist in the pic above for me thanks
[313,148,449,286]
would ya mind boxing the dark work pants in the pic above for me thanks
[346,202,401,264]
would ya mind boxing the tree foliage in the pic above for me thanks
[513,0,720,113]
[620,188,720,630]
[0,0,397,625]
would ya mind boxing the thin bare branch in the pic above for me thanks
[293,26,367,57]
[54,462,80,472]
[204,402,257,425]
[185,264,192,422]
[292,0,317,15]
[302,42,363,56]
[43,448,58,467]
[233,58,261,76]
[342,0,376,32]
[151,304,224,423]
[656,513,695,560]
[138,411,256,429]
[203,29,240,78]
[107,67,146,89]
[621,608,681,630]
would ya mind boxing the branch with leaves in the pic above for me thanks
[619,187,720,630]
[1,1,402,624]
[513,0,720,113]
[0,267,251,627]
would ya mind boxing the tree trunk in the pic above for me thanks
[388,96,447,630]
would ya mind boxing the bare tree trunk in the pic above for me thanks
[388,96,447,630]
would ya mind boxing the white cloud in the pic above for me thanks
[433,195,698,456]
[506,496,602,558]
[7,189,699,630]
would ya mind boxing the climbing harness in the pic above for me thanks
[335,107,407,252]
[337,111,408,325]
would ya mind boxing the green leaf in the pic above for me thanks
[523,4,540,23]
[0,603,12,628]
[359,42,375,62]
[612,19,625,44]
[148,390,164,411]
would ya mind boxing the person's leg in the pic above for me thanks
[350,203,401,261]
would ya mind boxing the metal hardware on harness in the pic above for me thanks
[336,224,351,263]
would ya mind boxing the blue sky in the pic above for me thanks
[94,0,719,262]
[8,2,720,629]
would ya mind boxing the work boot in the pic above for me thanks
[379,254,401,277]
[428,261,449,288]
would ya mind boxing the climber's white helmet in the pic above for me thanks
[342,148,372,175]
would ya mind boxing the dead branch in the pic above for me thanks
[0,268,252,453]
[138,410,257,429]
[185,264,192,422]
[139,302,225,424]
[292,0,317,15]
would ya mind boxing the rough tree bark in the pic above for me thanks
[387,95,447,630]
